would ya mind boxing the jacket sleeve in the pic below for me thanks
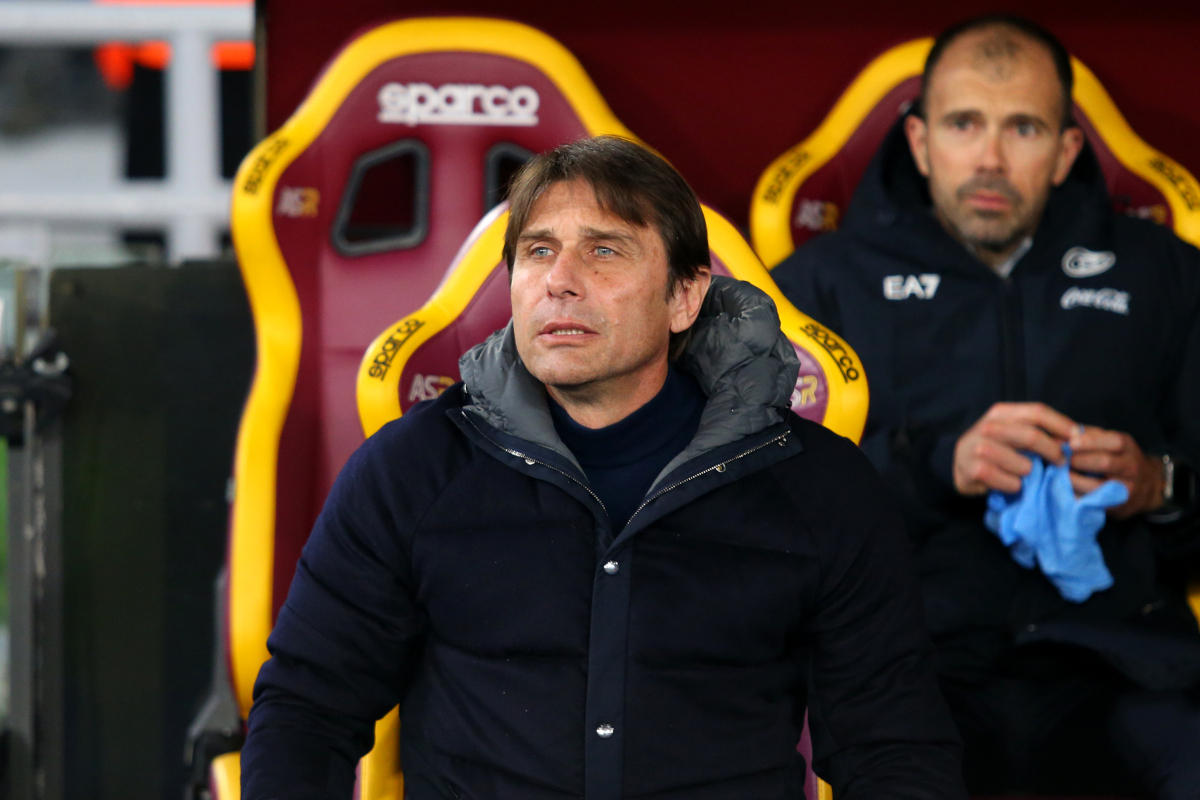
[240,420,434,800]
[796,426,968,800]
[1150,237,1200,554]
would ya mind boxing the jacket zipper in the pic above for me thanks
[998,275,1027,401]
[463,414,609,517]
[624,431,790,527]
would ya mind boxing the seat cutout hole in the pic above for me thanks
[333,139,429,256]
[485,143,533,212]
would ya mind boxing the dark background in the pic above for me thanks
[56,265,254,800]
[261,0,1200,232]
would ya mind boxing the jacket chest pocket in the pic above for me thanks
[1027,278,1150,418]
[888,290,1001,411]
[415,518,597,654]
[627,523,814,666]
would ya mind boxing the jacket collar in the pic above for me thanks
[457,275,800,479]
[843,116,1115,278]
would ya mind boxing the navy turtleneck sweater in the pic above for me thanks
[547,365,707,531]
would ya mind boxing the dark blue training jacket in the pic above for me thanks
[773,119,1200,688]
[241,278,965,800]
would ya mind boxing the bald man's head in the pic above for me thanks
[919,15,1075,131]
[903,16,1086,270]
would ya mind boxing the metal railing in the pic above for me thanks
[0,2,254,261]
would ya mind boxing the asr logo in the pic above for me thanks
[275,187,320,218]
[794,199,839,233]
[407,373,455,402]
[883,274,940,300]
[1062,246,1116,278]
[377,82,540,127]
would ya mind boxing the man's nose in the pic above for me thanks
[546,249,584,298]
[978,127,1007,173]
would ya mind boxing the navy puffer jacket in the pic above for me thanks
[242,278,965,800]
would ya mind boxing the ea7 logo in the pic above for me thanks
[378,82,540,127]
[883,274,941,300]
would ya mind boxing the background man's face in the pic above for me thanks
[905,27,1084,257]
[510,180,694,393]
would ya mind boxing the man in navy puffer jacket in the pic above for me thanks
[773,15,1200,799]
[241,136,965,800]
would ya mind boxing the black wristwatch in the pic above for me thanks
[1148,453,1197,523]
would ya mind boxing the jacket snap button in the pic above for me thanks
[524,457,535,465]
[596,724,614,738]
[603,561,619,575]
[715,463,727,473]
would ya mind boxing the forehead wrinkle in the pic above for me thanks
[579,226,638,243]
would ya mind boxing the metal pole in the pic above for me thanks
[168,28,221,262]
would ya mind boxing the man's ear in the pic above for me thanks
[905,114,932,177]
[1052,126,1086,186]
[669,268,711,334]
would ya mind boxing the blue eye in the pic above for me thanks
[532,246,552,257]
[1015,122,1036,137]
[595,246,615,257]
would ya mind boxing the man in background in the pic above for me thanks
[774,15,1200,799]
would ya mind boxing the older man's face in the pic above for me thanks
[905,27,1084,258]
[510,180,702,399]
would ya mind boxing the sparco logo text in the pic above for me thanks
[377,82,540,127]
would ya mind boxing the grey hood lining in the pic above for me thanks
[458,275,800,486]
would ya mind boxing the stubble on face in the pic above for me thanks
[933,170,1045,257]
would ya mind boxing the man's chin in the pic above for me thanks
[525,359,605,392]
[959,220,1027,253]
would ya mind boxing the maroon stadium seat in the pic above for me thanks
[219,17,643,799]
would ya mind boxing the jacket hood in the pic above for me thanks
[458,275,800,476]
[842,115,1113,273]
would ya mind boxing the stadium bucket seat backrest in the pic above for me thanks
[355,201,863,800]
[750,38,1200,269]
[357,203,869,443]
[225,14,641,779]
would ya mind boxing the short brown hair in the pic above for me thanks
[503,135,710,296]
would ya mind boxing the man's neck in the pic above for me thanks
[971,236,1033,278]
[546,359,669,429]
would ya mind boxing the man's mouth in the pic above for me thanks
[967,192,1012,211]
[539,321,598,338]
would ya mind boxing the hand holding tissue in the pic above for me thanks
[985,445,1128,602]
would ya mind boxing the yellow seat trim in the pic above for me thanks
[750,39,932,268]
[228,17,640,723]
[209,752,241,800]
[750,38,1200,268]
[360,708,404,800]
